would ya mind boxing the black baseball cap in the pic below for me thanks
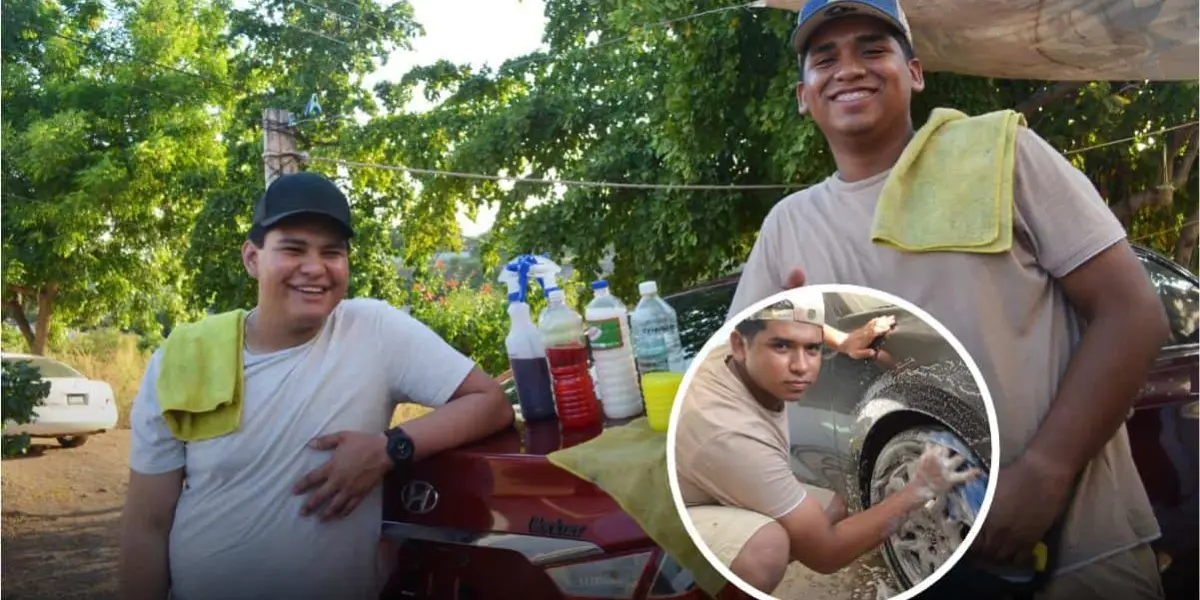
[790,0,913,56]
[252,171,354,239]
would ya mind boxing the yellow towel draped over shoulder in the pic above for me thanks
[871,107,1026,254]
[547,418,727,597]
[155,309,247,442]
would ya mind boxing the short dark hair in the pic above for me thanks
[734,299,795,341]
[248,224,267,248]
[797,27,915,77]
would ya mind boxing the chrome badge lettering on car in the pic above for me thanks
[400,480,439,514]
[528,516,587,539]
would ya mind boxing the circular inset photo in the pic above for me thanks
[667,285,999,600]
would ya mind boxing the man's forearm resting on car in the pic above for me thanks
[119,469,183,600]
[397,367,514,462]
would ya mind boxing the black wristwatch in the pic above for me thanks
[384,427,415,470]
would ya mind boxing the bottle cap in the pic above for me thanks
[591,280,609,290]
[638,281,658,296]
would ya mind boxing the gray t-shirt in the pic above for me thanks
[129,298,476,600]
[727,127,1160,574]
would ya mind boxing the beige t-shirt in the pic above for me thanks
[675,347,807,520]
[727,126,1160,573]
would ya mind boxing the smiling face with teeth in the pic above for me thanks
[795,15,924,148]
[242,215,351,339]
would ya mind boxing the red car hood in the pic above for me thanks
[382,417,650,553]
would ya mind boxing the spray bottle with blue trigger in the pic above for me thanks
[498,255,557,422]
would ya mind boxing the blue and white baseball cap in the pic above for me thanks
[789,0,913,55]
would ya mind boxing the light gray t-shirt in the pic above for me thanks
[129,298,476,600]
[727,127,1160,574]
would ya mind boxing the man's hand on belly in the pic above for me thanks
[293,431,392,521]
[973,449,1073,566]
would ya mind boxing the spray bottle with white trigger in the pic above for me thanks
[498,255,557,422]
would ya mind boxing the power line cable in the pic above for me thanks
[305,156,803,190]
[1130,220,1198,242]
[45,30,244,94]
[497,1,764,73]
[1062,121,1198,155]
[306,120,1198,191]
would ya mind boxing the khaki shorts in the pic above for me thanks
[1038,544,1165,600]
[686,504,777,568]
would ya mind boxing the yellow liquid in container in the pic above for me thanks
[641,371,684,432]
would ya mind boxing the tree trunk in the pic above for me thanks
[31,284,59,356]
[1015,82,1085,119]
[1175,206,1199,272]
[1108,124,1199,235]
[4,296,36,352]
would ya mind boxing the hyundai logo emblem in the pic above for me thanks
[401,480,439,514]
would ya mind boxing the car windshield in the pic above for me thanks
[666,282,737,359]
[2,356,83,378]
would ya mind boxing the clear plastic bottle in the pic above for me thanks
[505,293,556,422]
[630,281,686,374]
[583,280,644,419]
[538,289,601,430]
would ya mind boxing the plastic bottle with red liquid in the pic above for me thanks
[538,288,602,430]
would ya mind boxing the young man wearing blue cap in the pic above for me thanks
[727,2,1169,599]
[118,172,514,600]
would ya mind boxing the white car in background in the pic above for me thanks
[1,352,118,448]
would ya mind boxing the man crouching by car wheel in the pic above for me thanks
[673,291,980,594]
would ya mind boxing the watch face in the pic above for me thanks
[390,433,413,462]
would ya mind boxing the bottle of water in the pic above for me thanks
[584,281,644,420]
[630,281,686,374]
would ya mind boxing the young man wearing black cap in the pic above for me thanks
[676,292,979,594]
[727,1,1169,599]
[118,171,514,600]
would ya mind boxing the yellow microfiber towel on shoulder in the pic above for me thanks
[156,309,247,442]
[871,107,1026,254]
[547,418,727,597]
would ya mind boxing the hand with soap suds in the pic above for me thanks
[909,443,981,500]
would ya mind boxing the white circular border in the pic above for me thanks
[665,283,1002,600]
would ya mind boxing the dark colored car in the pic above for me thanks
[378,244,1197,600]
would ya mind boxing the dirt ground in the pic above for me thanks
[1,431,897,600]
[2,431,130,600]
[769,486,897,600]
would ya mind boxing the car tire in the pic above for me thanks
[868,425,983,591]
[56,435,89,448]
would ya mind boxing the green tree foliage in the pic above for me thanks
[2,0,231,354]
[2,0,1196,375]
[184,0,422,313]
[390,0,1199,298]
[1,359,51,457]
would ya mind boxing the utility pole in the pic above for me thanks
[262,108,299,187]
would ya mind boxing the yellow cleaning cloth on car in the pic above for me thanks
[871,107,1026,253]
[547,418,726,597]
[156,309,247,442]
